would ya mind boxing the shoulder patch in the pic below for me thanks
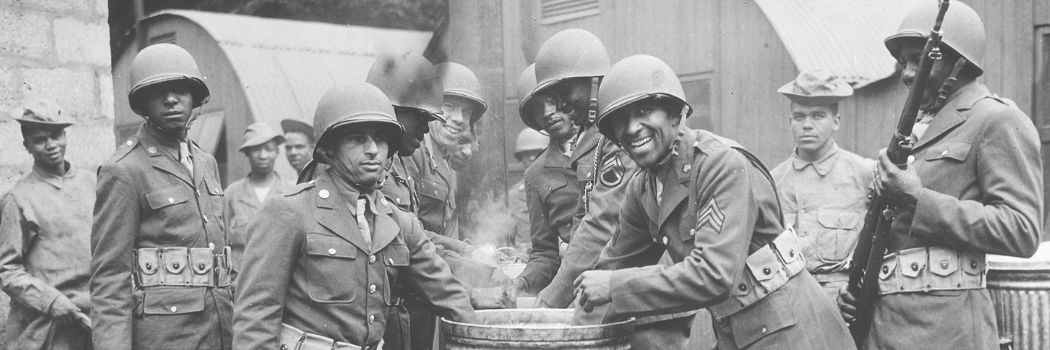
[695,199,725,234]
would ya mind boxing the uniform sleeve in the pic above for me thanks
[910,107,1043,257]
[603,150,757,320]
[232,198,302,349]
[518,171,560,293]
[538,148,639,308]
[770,163,799,229]
[0,194,68,314]
[402,215,475,323]
[426,229,473,254]
[90,165,139,350]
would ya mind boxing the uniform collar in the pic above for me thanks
[324,168,392,216]
[789,143,840,176]
[138,122,183,154]
[31,162,75,189]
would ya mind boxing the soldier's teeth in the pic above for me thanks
[630,136,653,148]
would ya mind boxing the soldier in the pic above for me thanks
[406,62,487,240]
[838,2,1043,349]
[91,43,233,350]
[508,127,550,253]
[509,65,581,295]
[530,29,640,310]
[0,100,93,349]
[574,54,854,349]
[232,82,476,350]
[224,122,293,267]
[770,70,874,300]
[281,118,314,175]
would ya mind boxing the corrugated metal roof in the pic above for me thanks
[151,10,433,126]
[754,0,914,88]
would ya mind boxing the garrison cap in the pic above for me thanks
[777,70,853,107]
[12,99,73,129]
[239,122,285,151]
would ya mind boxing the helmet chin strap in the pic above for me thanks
[927,57,970,113]
[588,76,601,124]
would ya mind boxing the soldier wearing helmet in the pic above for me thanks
[232,83,476,350]
[507,64,581,297]
[770,70,875,301]
[91,43,234,350]
[838,2,1043,349]
[0,99,94,349]
[507,127,550,252]
[574,54,854,349]
[529,29,641,312]
[281,118,314,175]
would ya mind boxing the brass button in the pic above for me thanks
[387,258,394,265]
[368,314,375,324]
[940,260,949,269]
[145,263,152,270]
[789,250,796,258]
[328,248,337,255]
[209,242,215,249]
[738,283,747,291]
[202,215,209,223]
[173,263,180,269]
[396,197,401,204]
[882,266,889,274]
[941,150,949,156]
[369,255,376,264]
[661,237,669,245]
[195,189,200,197]
[281,345,288,350]
[167,197,175,204]
[970,261,978,269]
[319,189,330,199]
[369,284,377,294]
[761,326,767,334]
[682,164,691,173]
[910,262,919,271]
[170,306,178,313]
[125,140,133,146]
[198,263,206,270]
[762,267,772,275]
[147,146,157,153]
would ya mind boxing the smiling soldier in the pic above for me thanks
[770,70,874,301]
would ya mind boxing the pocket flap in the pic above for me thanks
[384,243,410,267]
[816,211,860,230]
[576,162,595,182]
[305,234,357,259]
[138,248,160,275]
[928,247,958,277]
[925,142,972,162]
[879,257,897,280]
[190,248,214,274]
[143,286,206,315]
[539,179,568,198]
[962,255,986,276]
[161,247,188,274]
[745,246,781,282]
[730,289,798,348]
[898,252,925,278]
[205,177,223,196]
[418,178,449,200]
[145,187,189,210]
[772,227,804,265]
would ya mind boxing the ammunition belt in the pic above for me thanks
[877,246,986,295]
[280,323,382,350]
[135,246,233,288]
[709,227,807,319]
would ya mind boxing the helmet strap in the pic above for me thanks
[588,77,600,124]
[929,57,970,113]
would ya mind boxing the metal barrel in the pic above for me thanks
[987,242,1050,350]
[439,309,634,349]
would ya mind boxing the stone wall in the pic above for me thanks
[0,0,113,339]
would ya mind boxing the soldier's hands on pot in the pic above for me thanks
[837,285,857,323]
[49,296,83,327]
[574,270,612,312]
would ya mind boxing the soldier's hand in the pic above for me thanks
[874,148,921,208]
[837,285,857,323]
[504,277,526,300]
[48,296,82,327]
[573,270,612,312]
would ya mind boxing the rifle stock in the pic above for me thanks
[844,0,951,345]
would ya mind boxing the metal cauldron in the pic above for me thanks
[439,309,634,350]
[988,242,1050,350]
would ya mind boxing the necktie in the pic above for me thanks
[356,196,373,248]
[179,141,194,176]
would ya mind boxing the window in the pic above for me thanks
[541,0,600,24]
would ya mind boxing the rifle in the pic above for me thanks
[845,0,951,345]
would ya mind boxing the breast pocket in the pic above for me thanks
[302,234,359,303]
[146,187,190,211]
[925,142,972,163]
[382,242,410,304]
[814,210,861,262]
[418,177,449,205]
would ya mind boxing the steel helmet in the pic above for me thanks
[436,62,488,121]
[128,43,210,115]
[516,64,545,131]
[312,82,404,163]
[885,0,985,75]
[595,55,690,143]
[515,127,549,155]
[366,51,445,123]
[526,29,610,104]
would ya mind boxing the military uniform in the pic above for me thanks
[578,128,853,350]
[865,82,1042,349]
[223,173,293,267]
[771,144,874,299]
[232,169,476,349]
[91,124,234,350]
[536,125,638,307]
[406,136,458,240]
[517,147,579,293]
[0,164,94,349]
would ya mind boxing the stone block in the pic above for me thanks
[98,70,114,120]
[21,68,99,121]
[0,8,52,58]
[95,0,107,17]
[0,0,90,14]
[54,18,110,66]
[0,66,21,120]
